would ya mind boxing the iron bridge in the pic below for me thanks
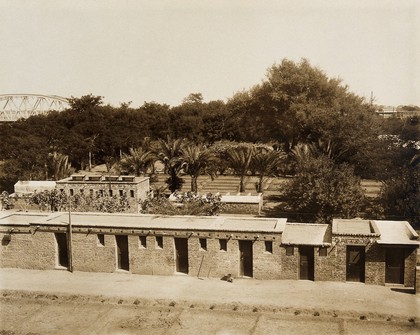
[0,94,69,122]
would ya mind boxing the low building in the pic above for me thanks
[13,180,57,197]
[0,213,418,291]
[56,174,150,213]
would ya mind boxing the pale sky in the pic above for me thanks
[0,0,418,107]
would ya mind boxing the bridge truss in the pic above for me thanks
[0,94,69,122]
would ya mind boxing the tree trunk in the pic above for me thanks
[239,175,245,193]
[191,176,198,193]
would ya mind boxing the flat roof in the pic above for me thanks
[0,213,49,226]
[282,223,330,246]
[39,213,287,233]
[332,219,378,235]
[374,220,419,246]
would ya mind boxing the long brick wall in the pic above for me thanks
[0,216,418,288]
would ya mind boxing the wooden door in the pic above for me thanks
[385,248,404,284]
[175,238,189,274]
[116,235,129,271]
[239,240,253,277]
[299,246,314,280]
[346,246,365,282]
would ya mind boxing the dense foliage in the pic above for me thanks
[0,58,418,224]
[140,191,223,216]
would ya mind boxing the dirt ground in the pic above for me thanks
[0,268,419,334]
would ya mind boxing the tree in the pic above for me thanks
[280,155,365,223]
[153,137,186,193]
[251,148,285,193]
[119,147,154,176]
[225,145,254,192]
[180,144,217,192]
[379,165,420,227]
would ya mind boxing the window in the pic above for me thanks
[139,236,147,248]
[130,190,135,198]
[80,189,84,194]
[265,241,273,253]
[286,246,294,256]
[119,190,124,197]
[109,189,113,196]
[99,189,104,196]
[97,234,105,246]
[90,189,94,197]
[319,247,327,257]
[69,189,74,196]
[156,236,163,249]
[199,238,207,251]
[219,239,227,251]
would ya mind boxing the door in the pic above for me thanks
[55,233,69,268]
[299,246,314,280]
[239,240,253,277]
[116,235,129,271]
[175,238,189,274]
[346,246,365,282]
[385,248,405,284]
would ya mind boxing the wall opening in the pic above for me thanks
[175,238,189,274]
[219,239,227,251]
[346,246,365,282]
[116,235,129,271]
[55,233,69,268]
[299,246,314,281]
[265,241,273,253]
[385,248,405,284]
[97,234,105,246]
[199,238,207,251]
[239,240,253,277]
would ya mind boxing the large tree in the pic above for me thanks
[153,137,186,193]
[180,144,216,192]
[225,145,254,193]
[280,152,365,223]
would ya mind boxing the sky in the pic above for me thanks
[0,0,418,108]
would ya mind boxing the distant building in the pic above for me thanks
[13,180,57,197]
[56,174,150,213]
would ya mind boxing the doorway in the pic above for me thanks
[116,235,129,271]
[239,240,253,277]
[299,246,314,280]
[55,233,69,268]
[346,246,365,282]
[385,248,405,284]
[175,238,189,274]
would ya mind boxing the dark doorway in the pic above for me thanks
[299,246,314,280]
[55,233,69,268]
[239,240,253,277]
[116,235,129,271]
[346,246,365,282]
[175,238,189,274]
[385,248,405,284]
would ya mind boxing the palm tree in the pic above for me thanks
[181,144,217,192]
[154,137,186,193]
[119,147,154,176]
[225,145,254,192]
[252,149,286,193]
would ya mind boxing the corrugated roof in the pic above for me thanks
[374,220,419,246]
[40,213,287,233]
[282,223,330,246]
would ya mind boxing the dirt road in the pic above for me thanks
[0,268,419,334]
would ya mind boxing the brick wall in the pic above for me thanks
[404,247,417,287]
[0,230,56,270]
[280,246,298,280]
[72,233,116,272]
[1,223,417,288]
[416,266,420,294]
